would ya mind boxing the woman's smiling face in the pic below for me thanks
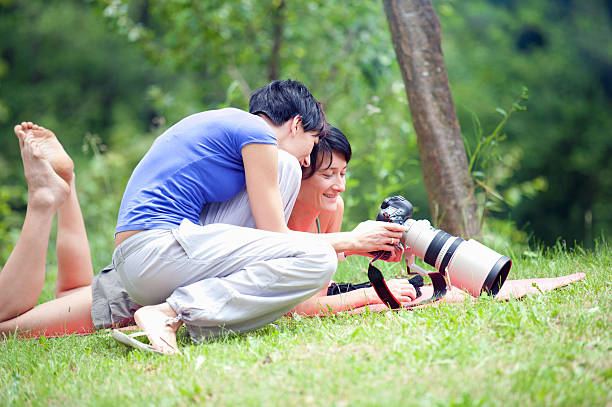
[297,151,347,212]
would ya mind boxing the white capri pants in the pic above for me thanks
[113,151,338,340]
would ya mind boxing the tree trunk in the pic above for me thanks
[382,0,480,238]
[268,0,286,81]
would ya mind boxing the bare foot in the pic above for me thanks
[15,122,74,184]
[134,303,182,355]
[17,130,70,210]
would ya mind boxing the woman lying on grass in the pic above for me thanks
[281,127,586,315]
[0,123,584,340]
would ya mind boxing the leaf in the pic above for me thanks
[474,179,505,201]
[472,171,485,179]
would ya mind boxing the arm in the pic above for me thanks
[290,279,417,316]
[242,143,290,233]
[309,220,405,259]
[289,191,403,257]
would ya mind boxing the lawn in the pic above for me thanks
[1,241,610,406]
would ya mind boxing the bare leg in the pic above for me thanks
[134,303,182,355]
[11,123,93,297]
[55,175,94,297]
[0,129,69,321]
[0,287,94,338]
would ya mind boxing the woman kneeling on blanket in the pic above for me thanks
[0,123,584,349]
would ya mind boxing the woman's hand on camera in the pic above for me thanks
[313,220,405,259]
[345,220,405,261]
[351,220,405,250]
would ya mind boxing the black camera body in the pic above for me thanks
[371,196,413,260]
[375,195,414,225]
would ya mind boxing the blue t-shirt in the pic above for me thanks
[115,108,277,234]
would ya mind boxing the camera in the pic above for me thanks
[373,196,511,299]
[376,195,414,224]
[370,196,414,260]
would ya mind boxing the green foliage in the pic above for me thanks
[0,0,165,181]
[0,2,610,403]
[94,0,612,244]
[437,0,612,245]
[0,185,26,260]
[0,0,173,270]
[466,87,528,178]
[0,0,610,267]
[465,87,536,224]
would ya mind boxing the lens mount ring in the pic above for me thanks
[424,230,452,268]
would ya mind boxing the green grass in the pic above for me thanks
[1,242,610,407]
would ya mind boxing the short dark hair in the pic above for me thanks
[302,124,352,179]
[249,79,324,133]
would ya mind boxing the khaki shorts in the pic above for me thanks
[90,264,140,329]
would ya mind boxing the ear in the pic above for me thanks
[291,115,302,136]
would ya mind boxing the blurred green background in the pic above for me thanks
[1,0,610,268]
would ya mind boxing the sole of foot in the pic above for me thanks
[134,304,182,355]
[18,131,70,210]
[15,122,74,184]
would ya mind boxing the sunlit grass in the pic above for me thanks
[1,242,610,406]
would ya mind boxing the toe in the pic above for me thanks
[26,139,44,158]
[15,128,25,139]
[16,131,26,148]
